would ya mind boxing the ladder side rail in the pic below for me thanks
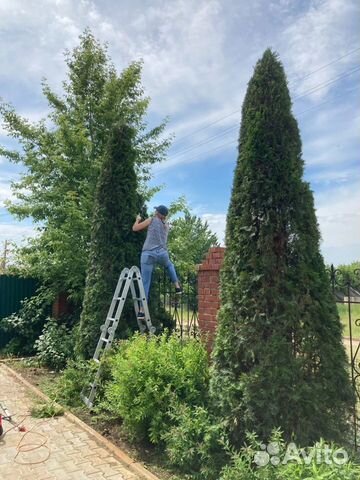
[93,269,131,360]
[128,273,147,332]
[106,268,130,322]
[85,365,104,407]
[130,266,155,334]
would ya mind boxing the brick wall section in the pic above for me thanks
[197,247,225,350]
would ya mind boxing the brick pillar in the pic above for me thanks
[197,247,225,351]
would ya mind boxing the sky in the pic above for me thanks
[0,0,359,266]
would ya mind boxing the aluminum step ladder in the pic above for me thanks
[81,266,155,408]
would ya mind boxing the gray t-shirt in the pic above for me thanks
[142,216,169,251]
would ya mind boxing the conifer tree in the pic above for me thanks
[210,50,353,446]
[76,125,145,358]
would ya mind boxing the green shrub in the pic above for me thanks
[164,403,229,480]
[219,431,360,480]
[102,332,209,444]
[0,287,52,355]
[34,318,74,370]
[49,359,97,408]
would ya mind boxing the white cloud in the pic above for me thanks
[155,136,237,172]
[282,0,360,101]
[309,167,360,185]
[0,182,14,204]
[201,213,226,245]
[0,169,22,204]
[0,222,37,246]
[315,180,360,249]
[302,106,360,167]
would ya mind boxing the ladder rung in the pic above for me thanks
[107,317,116,322]
[100,337,111,343]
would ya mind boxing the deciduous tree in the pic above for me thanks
[0,29,169,305]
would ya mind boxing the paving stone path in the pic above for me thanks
[0,365,146,480]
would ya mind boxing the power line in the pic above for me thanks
[287,46,360,85]
[168,138,238,167]
[170,124,238,159]
[292,65,360,100]
[170,48,360,146]
[171,99,360,166]
[169,72,360,160]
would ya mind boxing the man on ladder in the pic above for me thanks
[132,204,182,321]
[81,204,182,408]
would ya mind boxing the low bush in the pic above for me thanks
[49,359,98,408]
[34,318,74,370]
[164,403,229,480]
[219,430,360,480]
[48,345,118,409]
[102,332,209,444]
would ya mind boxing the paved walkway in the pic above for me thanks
[0,365,146,480]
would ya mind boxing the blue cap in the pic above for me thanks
[154,205,169,216]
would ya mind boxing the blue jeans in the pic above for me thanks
[141,248,179,301]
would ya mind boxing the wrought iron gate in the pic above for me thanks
[155,268,198,338]
[329,265,360,449]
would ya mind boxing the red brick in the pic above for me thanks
[198,247,227,352]
[206,298,220,307]
[213,257,224,265]
[209,247,224,253]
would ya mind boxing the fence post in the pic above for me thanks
[197,247,225,351]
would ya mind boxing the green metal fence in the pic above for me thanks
[0,275,38,348]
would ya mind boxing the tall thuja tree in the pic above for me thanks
[77,125,145,358]
[0,29,169,306]
[210,50,353,446]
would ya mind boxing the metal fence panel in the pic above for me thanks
[329,265,360,450]
[154,268,198,338]
[0,275,38,348]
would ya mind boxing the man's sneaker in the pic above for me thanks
[137,311,145,321]
[175,287,183,295]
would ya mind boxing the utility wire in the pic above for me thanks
[287,46,360,84]
[171,48,360,146]
[292,65,360,100]
[172,97,360,166]
[169,71,360,160]
[170,124,238,159]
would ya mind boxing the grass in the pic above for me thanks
[338,303,360,339]
[31,401,64,418]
